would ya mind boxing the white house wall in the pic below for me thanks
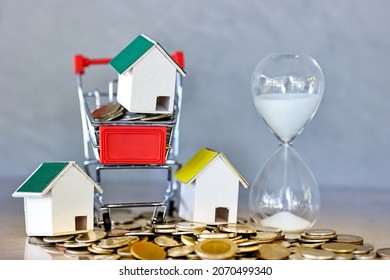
[25,194,52,236]
[117,70,134,112]
[193,157,240,223]
[51,167,94,235]
[178,181,196,222]
[130,47,176,114]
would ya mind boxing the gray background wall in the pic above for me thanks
[1,0,390,203]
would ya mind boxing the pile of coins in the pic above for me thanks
[27,213,390,260]
[91,102,172,122]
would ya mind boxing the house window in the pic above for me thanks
[214,207,229,223]
[75,216,87,231]
[156,96,170,111]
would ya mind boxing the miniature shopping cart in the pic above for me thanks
[73,52,185,231]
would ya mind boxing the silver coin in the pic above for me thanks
[376,248,390,259]
[305,228,336,236]
[333,253,355,260]
[300,248,335,260]
[43,234,75,243]
[63,241,93,248]
[175,222,207,232]
[88,254,121,260]
[28,236,48,246]
[354,251,377,260]
[167,245,195,257]
[353,244,373,255]
[98,236,136,249]
[88,244,115,255]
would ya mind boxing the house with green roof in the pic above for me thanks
[174,147,248,224]
[110,34,186,114]
[12,161,103,236]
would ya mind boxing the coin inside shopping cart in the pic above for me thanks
[92,102,125,121]
[121,112,147,121]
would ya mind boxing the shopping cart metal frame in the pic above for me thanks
[73,53,184,231]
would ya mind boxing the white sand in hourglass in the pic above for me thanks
[260,211,311,233]
[255,93,321,143]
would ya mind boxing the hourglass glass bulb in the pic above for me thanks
[251,53,324,144]
[249,53,324,233]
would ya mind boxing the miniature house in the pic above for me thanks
[174,147,248,224]
[12,161,103,236]
[109,34,186,114]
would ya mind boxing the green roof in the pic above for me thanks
[15,162,69,194]
[109,34,154,74]
[13,162,103,197]
[109,34,186,76]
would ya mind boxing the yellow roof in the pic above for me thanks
[174,147,248,187]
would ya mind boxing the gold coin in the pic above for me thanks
[75,230,107,243]
[237,239,261,247]
[181,234,197,246]
[106,228,131,237]
[236,244,262,254]
[131,241,166,260]
[218,223,257,234]
[257,244,291,260]
[154,235,182,247]
[176,222,207,232]
[167,245,195,258]
[196,232,237,239]
[321,242,356,253]
[300,248,335,260]
[335,234,364,244]
[252,231,278,242]
[141,114,172,121]
[194,238,238,260]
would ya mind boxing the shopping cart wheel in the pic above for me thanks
[156,211,165,224]
[102,212,112,232]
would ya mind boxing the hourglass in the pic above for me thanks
[249,53,325,233]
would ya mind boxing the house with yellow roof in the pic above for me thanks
[174,147,248,224]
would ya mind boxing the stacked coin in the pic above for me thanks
[92,102,126,121]
[27,216,390,260]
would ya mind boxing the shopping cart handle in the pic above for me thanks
[74,54,112,75]
[171,51,185,70]
[74,51,184,74]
